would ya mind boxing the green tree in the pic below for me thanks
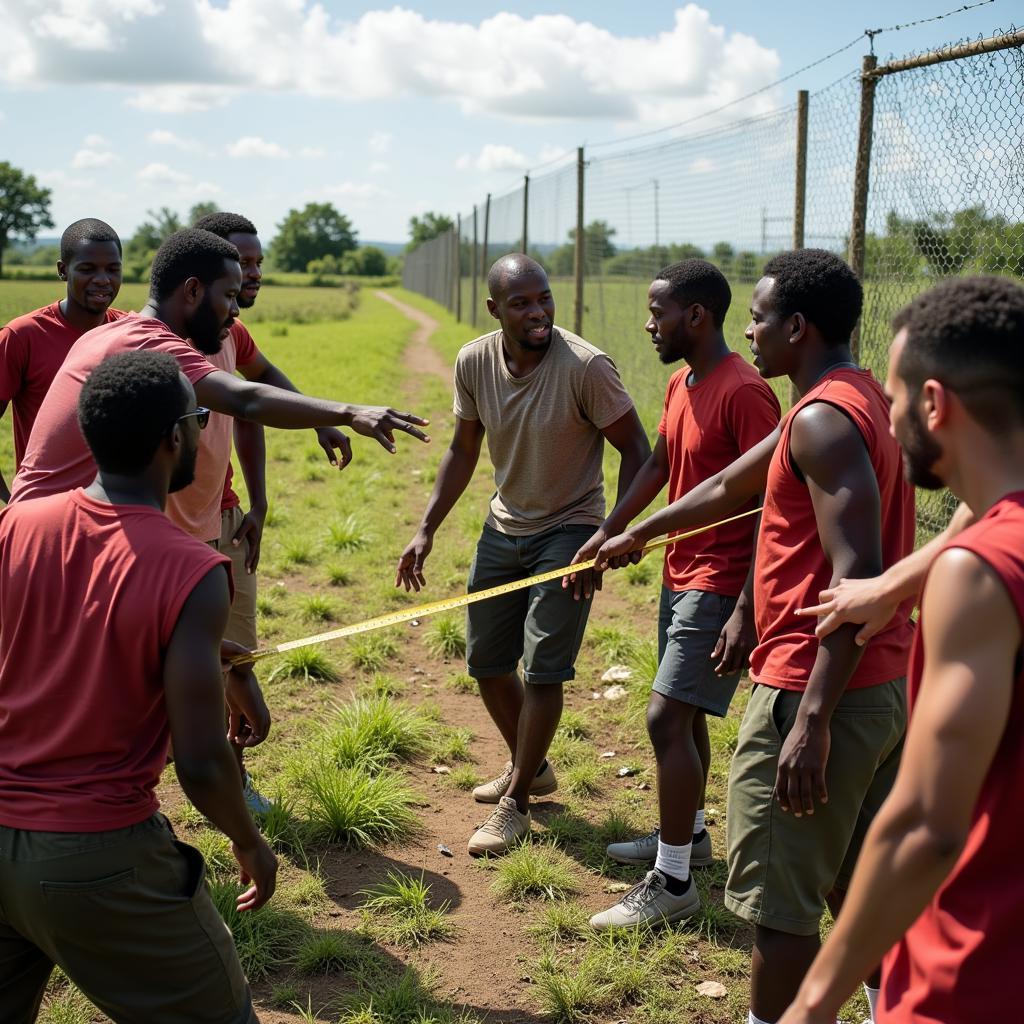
[549,221,618,276]
[407,212,454,253]
[189,201,220,225]
[341,246,388,276]
[0,162,54,278]
[123,207,185,282]
[272,203,357,272]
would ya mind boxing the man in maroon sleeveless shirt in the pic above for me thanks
[780,276,1024,1024]
[595,250,915,1024]
[0,351,277,1022]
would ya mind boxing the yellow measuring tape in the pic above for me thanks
[232,507,762,666]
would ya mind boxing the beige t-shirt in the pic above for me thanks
[453,326,635,536]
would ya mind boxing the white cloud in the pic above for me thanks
[369,161,390,174]
[148,128,204,152]
[298,145,326,159]
[82,133,107,148]
[368,130,393,154]
[38,169,96,190]
[227,136,290,159]
[138,161,191,185]
[1,4,780,126]
[457,143,570,174]
[137,161,222,200]
[324,181,390,202]
[71,134,117,169]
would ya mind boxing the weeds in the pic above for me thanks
[427,726,473,764]
[267,647,340,684]
[326,563,353,586]
[296,930,377,975]
[424,615,466,659]
[325,695,430,768]
[590,625,639,664]
[348,634,398,673]
[490,842,579,904]
[328,514,370,552]
[444,765,482,791]
[283,539,316,566]
[356,673,406,699]
[445,671,477,694]
[528,901,591,943]
[302,595,336,622]
[556,709,591,740]
[624,559,655,586]
[564,760,602,798]
[359,871,456,946]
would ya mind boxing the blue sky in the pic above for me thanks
[0,0,1008,244]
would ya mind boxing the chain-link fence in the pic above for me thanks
[403,25,1024,535]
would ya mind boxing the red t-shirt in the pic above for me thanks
[220,321,260,513]
[657,353,780,594]
[0,489,230,831]
[750,368,915,690]
[9,314,217,505]
[880,493,1024,1024]
[0,302,127,466]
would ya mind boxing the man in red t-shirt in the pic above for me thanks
[0,218,126,501]
[597,250,915,1024]
[565,260,780,929]
[9,227,430,508]
[0,350,277,1022]
[779,276,1024,1024]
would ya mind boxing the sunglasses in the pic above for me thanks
[175,406,211,430]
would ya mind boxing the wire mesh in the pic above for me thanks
[401,228,457,311]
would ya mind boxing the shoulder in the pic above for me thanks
[554,328,608,366]
[0,490,70,532]
[456,330,499,366]
[230,320,255,345]
[1,303,57,338]
[105,307,130,323]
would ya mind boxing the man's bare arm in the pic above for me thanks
[780,548,1019,1024]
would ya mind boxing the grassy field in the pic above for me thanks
[0,279,872,1024]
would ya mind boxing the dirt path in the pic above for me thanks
[376,290,451,385]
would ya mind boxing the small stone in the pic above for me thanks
[604,882,630,893]
[601,665,633,682]
[438,843,454,857]
[410,619,421,627]
[617,766,637,778]
[600,750,616,759]
[696,981,728,999]
[433,765,451,775]
[591,691,602,700]
[603,684,628,701]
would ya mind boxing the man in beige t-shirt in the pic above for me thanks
[396,254,650,856]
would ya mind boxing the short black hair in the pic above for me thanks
[60,218,121,264]
[893,275,1024,435]
[149,229,240,301]
[192,211,258,240]
[761,248,863,346]
[78,352,188,474]
[487,254,547,302]
[655,259,731,328]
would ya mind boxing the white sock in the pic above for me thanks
[748,1012,773,1024]
[694,808,706,834]
[864,983,880,1022]
[654,838,691,881]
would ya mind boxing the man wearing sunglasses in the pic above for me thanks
[0,351,276,1023]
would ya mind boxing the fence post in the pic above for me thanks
[791,89,809,406]
[471,205,479,328]
[849,54,878,362]
[454,218,462,322]
[573,146,585,337]
[521,175,530,253]
[481,193,491,284]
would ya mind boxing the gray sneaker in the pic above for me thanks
[242,774,273,816]
[691,829,713,868]
[589,869,700,930]
[606,826,660,865]
[472,760,558,804]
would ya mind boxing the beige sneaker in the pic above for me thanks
[589,869,700,930]
[472,759,558,803]
[467,796,531,856]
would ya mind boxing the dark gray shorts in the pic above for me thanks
[652,587,741,717]
[465,523,595,685]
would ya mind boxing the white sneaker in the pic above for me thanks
[467,796,531,856]
[589,869,700,930]
[606,826,660,865]
[242,774,273,816]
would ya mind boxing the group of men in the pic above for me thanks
[0,215,1019,1024]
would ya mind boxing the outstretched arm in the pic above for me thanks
[396,417,485,592]
[780,548,1019,1024]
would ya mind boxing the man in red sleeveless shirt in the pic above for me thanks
[0,351,277,1022]
[0,217,126,501]
[566,260,780,929]
[596,249,915,1024]
[779,275,1024,1024]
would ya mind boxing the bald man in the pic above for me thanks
[396,254,650,855]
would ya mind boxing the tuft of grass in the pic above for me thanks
[305,468,325,483]
[256,593,281,617]
[302,594,336,622]
[490,842,579,904]
[328,514,369,552]
[556,709,591,740]
[564,760,602,798]
[528,900,591,943]
[300,760,420,847]
[427,726,474,764]
[356,673,406,699]
[546,733,589,768]
[325,695,430,768]
[209,880,310,980]
[296,930,376,975]
[590,625,639,664]
[424,615,466,660]
[444,765,482,791]
[326,563,353,586]
[358,871,456,946]
[258,790,310,857]
[337,967,472,1024]
[626,639,661,686]
[445,671,477,695]
[38,985,95,1024]
[348,634,398,673]
[270,983,301,1008]
[283,539,316,567]
[191,829,234,878]
[290,871,330,911]
[267,647,340,684]
[624,559,655,586]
